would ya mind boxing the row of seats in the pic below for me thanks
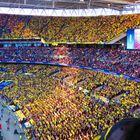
[0,14,140,42]
[0,64,140,140]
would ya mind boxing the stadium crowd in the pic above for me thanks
[0,14,140,42]
[0,46,139,78]
[0,64,139,140]
[0,12,140,140]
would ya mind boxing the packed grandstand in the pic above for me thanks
[0,14,140,42]
[0,0,139,140]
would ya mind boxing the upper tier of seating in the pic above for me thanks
[0,14,140,42]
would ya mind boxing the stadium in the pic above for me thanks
[0,0,139,140]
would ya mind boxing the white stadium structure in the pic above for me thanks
[0,0,139,16]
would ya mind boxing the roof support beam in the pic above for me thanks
[24,0,27,5]
[97,0,135,4]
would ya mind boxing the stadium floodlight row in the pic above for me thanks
[0,4,140,17]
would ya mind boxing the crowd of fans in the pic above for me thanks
[0,12,140,140]
[0,64,139,140]
[0,45,139,78]
[0,14,140,42]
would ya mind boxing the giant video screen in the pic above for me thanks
[127,29,140,50]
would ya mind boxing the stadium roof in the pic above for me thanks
[0,0,138,10]
[0,0,140,16]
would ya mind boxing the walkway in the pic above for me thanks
[0,100,26,140]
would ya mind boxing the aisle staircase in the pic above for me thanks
[107,33,126,44]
